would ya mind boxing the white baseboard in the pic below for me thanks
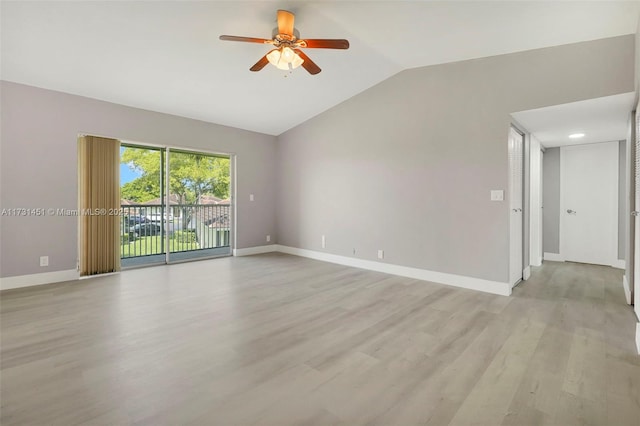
[623,275,632,305]
[233,245,278,257]
[0,244,513,297]
[636,323,640,355]
[543,252,565,262]
[523,266,531,281]
[0,269,79,291]
[276,245,511,296]
[612,259,626,270]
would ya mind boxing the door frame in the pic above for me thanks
[539,149,544,265]
[631,106,638,311]
[559,142,619,267]
[528,136,543,268]
[164,147,235,264]
[508,125,525,286]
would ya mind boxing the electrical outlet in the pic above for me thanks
[377,250,384,259]
[249,194,255,201]
[321,235,326,249]
[40,256,49,267]
[266,234,271,242]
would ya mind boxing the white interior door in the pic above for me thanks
[633,109,639,314]
[509,127,523,286]
[561,142,618,266]
[539,150,544,264]
[529,137,543,267]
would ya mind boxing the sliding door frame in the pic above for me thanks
[164,147,235,264]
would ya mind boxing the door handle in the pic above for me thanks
[567,209,576,214]
[632,211,640,216]
[512,208,522,213]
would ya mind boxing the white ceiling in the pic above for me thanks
[512,92,636,148]
[2,1,639,135]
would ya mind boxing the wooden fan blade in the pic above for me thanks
[219,35,273,44]
[277,10,295,36]
[300,39,350,49]
[294,49,321,75]
[249,53,272,72]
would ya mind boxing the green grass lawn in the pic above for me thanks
[121,234,200,258]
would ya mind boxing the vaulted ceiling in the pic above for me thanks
[2,1,638,135]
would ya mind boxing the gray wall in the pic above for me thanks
[542,148,561,254]
[619,140,627,260]
[0,82,277,278]
[276,35,634,283]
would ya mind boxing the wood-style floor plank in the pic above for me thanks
[1,254,639,425]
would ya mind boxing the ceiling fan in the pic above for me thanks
[219,10,349,75]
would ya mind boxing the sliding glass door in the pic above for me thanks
[167,150,231,261]
[120,145,167,267]
[119,144,232,267]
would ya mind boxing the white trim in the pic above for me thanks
[233,245,278,256]
[0,244,513,296]
[231,154,237,254]
[636,323,640,355]
[623,275,632,305]
[544,252,565,262]
[523,266,531,280]
[612,259,626,270]
[529,136,543,268]
[276,245,511,296]
[0,269,79,291]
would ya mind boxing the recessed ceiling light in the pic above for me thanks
[569,133,585,139]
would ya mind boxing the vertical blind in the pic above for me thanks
[78,135,121,276]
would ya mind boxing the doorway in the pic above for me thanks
[560,142,618,266]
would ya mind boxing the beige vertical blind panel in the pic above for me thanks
[78,135,121,276]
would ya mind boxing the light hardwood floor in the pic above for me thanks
[1,254,639,425]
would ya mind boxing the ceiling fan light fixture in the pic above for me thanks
[220,9,348,75]
[290,50,304,69]
[267,47,304,70]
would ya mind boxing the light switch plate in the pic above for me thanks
[490,190,504,201]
